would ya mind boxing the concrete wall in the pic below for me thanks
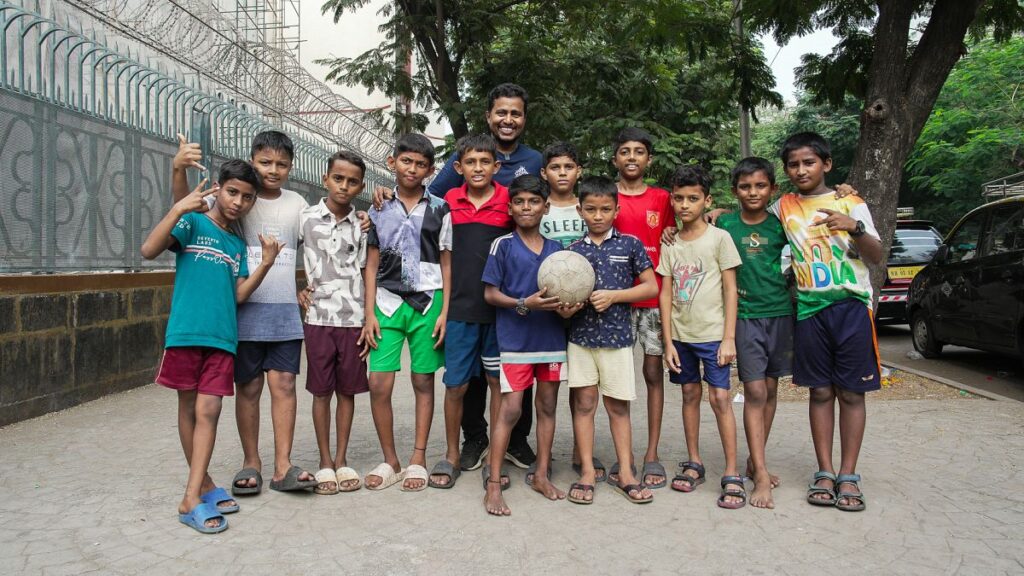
[0,283,171,427]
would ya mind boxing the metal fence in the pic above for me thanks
[0,1,387,272]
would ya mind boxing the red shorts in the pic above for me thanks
[498,362,564,393]
[155,347,235,397]
[303,325,369,397]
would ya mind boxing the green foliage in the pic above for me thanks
[905,38,1024,231]
[459,0,781,197]
[317,0,783,200]
[751,94,862,192]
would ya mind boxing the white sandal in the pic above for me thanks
[314,468,339,495]
[335,466,361,492]
[365,462,405,491]
[401,464,429,492]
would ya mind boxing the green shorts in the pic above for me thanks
[369,299,445,374]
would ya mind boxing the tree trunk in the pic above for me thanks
[849,0,984,297]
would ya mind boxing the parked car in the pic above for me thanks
[906,196,1024,364]
[876,220,943,324]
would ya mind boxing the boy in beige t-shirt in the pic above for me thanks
[657,165,745,509]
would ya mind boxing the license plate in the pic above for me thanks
[888,266,924,280]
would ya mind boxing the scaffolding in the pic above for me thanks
[983,171,1024,199]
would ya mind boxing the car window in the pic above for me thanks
[889,228,942,266]
[946,213,985,263]
[981,204,1024,256]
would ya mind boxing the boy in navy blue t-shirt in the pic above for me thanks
[481,175,577,516]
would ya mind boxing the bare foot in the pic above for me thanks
[750,474,775,509]
[747,458,780,488]
[484,480,511,516]
[532,476,566,501]
[671,466,702,492]
[642,461,665,487]
[403,476,425,490]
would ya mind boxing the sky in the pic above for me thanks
[298,2,840,135]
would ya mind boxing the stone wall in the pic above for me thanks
[0,282,171,427]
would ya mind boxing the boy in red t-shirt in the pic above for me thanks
[610,127,675,489]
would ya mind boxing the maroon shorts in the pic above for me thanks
[303,325,369,397]
[155,347,235,397]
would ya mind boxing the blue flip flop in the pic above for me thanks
[179,502,228,534]
[201,486,239,514]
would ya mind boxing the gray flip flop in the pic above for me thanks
[269,466,317,492]
[642,461,668,489]
[427,460,460,489]
[572,457,607,481]
[231,467,262,496]
[481,464,510,492]
[606,461,637,485]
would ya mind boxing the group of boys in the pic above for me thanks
[146,82,882,533]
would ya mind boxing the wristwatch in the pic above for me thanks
[850,220,866,237]
[515,297,530,316]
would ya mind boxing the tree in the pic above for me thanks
[745,0,1024,270]
[318,0,783,178]
[905,37,1024,232]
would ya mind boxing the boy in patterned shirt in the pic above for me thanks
[362,134,452,492]
[565,177,658,506]
[299,151,370,495]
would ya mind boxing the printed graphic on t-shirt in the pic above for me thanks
[671,259,707,308]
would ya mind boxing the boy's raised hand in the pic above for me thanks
[174,133,206,172]
[661,226,678,246]
[525,287,561,311]
[357,210,371,233]
[834,183,859,198]
[372,185,394,211]
[556,301,585,319]
[358,316,380,352]
[812,208,857,233]
[258,233,285,266]
[297,286,313,312]
[705,208,727,225]
[174,178,216,214]
[717,338,736,367]
[432,314,446,349]
[664,343,682,374]
[589,289,616,313]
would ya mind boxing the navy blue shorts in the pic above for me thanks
[234,339,303,384]
[442,321,499,388]
[668,340,731,389]
[793,299,880,393]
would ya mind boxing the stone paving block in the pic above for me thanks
[19,293,69,332]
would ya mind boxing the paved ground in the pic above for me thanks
[877,324,1024,401]
[2,356,1023,575]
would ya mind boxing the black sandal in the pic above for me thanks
[671,461,706,493]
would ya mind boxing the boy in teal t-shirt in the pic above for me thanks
[715,157,793,510]
[141,160,282,534]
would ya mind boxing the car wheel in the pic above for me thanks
[911,311,943,359]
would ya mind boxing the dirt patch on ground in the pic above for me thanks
[726,368,979,402]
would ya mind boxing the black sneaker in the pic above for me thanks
[459,437,489,471]
[505,440,536,469]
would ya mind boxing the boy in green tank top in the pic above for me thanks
[716,157,793,510]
